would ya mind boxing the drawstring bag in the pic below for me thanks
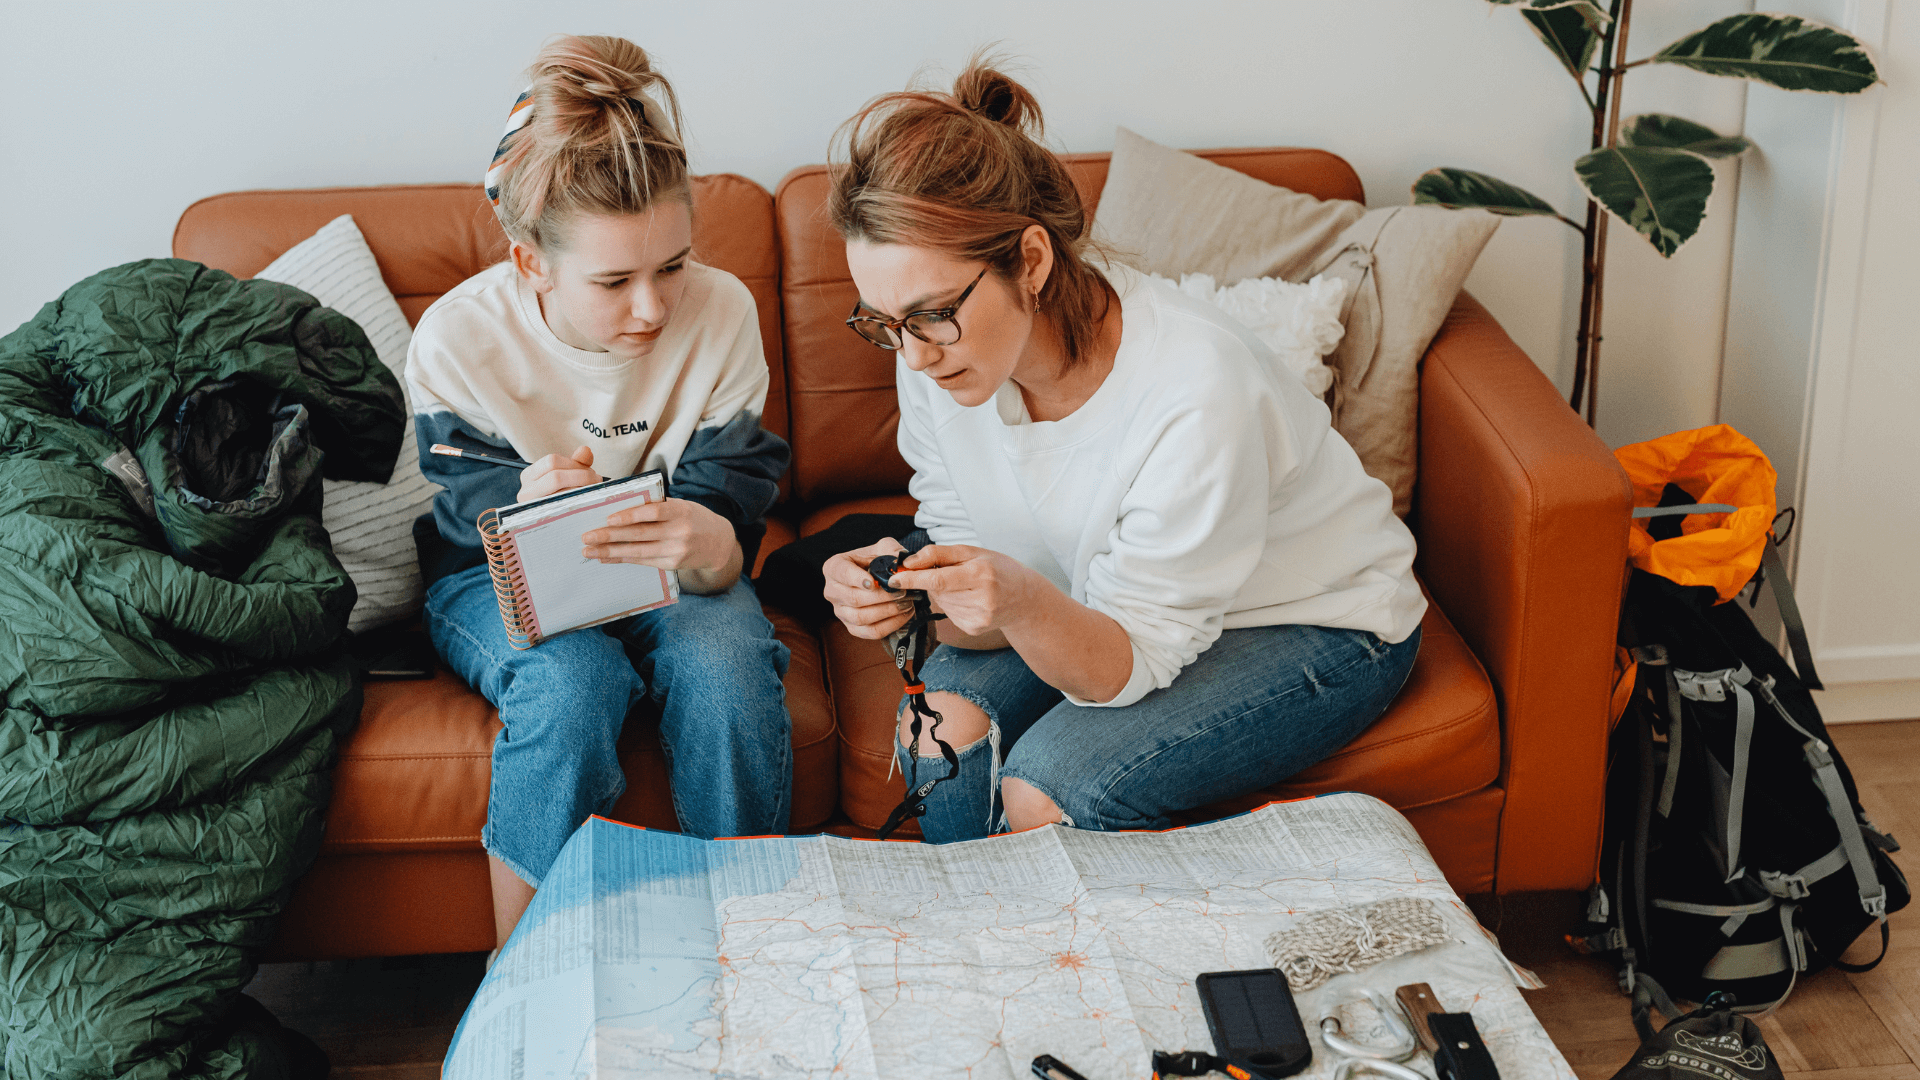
[1573,425,1908,1024]
[1618,424,1779,603]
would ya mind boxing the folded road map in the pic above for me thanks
[444,792,1573,1079]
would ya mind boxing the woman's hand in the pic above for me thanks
[823,538,916,640]
[519,444,602,502]
[581,498,736,572]
[885,544,1041,638]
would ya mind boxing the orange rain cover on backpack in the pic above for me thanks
[1614,424,1777,604]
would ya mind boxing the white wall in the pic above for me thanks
[1,0,1748,451]
[1726,0,1920,722]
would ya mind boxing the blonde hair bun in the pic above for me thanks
[492,35,689,249]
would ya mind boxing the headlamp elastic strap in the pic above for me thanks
[870,553,954,841]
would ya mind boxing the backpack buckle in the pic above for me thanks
[1804,739,1834,768]
[1864,885,1888,919]
[1760,870,1811,900]
[1674,668,1731,702]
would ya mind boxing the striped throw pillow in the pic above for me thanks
[258,215,440,632]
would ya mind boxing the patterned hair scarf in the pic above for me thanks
[484,88,535,211]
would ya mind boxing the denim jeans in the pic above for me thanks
[425,564,792,886]
[896,623,1420,843]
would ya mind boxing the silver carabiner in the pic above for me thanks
[1333,1059,1430,1080]
[1319,987,1419,1062]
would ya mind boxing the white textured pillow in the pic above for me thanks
[256,215,439,632]
[1148,272,1347,397]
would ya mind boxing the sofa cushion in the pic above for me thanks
[755,514,798,577]
[321,668,499,854]
[825,571,1499,836]
[1093,127,1366,284]
[319,604,838,853]
[800,493,920,537]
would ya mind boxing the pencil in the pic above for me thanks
[429,443,530,470]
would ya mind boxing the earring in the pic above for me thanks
[1031,291,1041,314]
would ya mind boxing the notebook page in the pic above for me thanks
[500,472,661,533]
[508,484,675,635]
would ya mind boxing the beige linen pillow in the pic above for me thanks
[1093,126,1363,281]
[1307,206,1498,516]
[256,215,440,632]
[1092,129,1500,516]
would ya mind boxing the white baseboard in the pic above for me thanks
[1813,644,1920,685]
[1812,679,1920,724]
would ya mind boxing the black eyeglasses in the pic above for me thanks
[844,267,989,350]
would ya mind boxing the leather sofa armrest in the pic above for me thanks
[1413,292,1632,893]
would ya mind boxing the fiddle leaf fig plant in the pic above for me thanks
[1419,2,1880,424]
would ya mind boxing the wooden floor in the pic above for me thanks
[247,719,1920,1079]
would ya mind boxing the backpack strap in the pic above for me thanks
[1627,972,1685,1042]
[1758,842,1848,902]
[1803,738,1889,920]
[1673,665,1758,882]
[1658,668,1685,818]
[1744,675,1891,923]
[1759,533,1824,691]
[1630,503,1739,518]
[1831,919,1892,974]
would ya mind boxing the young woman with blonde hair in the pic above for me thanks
[821,61,1425,843]
[409,36,791,941]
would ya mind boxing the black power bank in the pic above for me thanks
[1194,969,1312,1078]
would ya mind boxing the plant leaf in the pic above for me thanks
[1519,1,1610,82]
[1619,113,1753,158]
[1529,0,1610,30]
[1575,147,1715,257]
[1413,169,1566,219]
[1653,13,1879,93]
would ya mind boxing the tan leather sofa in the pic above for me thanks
[172,147,1632,962]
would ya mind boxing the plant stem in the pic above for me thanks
[1587,214,1612,426]
[1571,199,1600,412]
[1586,0,1634,426]
[1572,0,1627,417]
[1605,3,1632,146]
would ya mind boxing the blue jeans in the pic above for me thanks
[425,564,792,886]
[896,623,1420,843]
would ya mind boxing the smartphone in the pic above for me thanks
[1194,969,1312,1078]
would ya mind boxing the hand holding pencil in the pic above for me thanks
[430,442,605,502]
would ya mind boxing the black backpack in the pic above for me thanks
[1573,500,1909,1015]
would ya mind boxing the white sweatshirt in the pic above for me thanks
[899,264,1426,709]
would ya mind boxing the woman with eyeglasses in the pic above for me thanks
[819,59,1427,843]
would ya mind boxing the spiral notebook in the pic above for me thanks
[478,471,680,649]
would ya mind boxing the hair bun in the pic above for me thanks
[493,35,689,248]
[531,35,671,124]
[953,59,1041,134]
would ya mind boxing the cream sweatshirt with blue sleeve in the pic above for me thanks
[407,261,788,583]
[898,265,1425,708]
